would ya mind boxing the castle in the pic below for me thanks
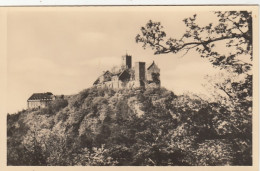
[93,54,160,89]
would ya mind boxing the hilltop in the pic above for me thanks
[7,86,251,166]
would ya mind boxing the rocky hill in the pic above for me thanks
[7,86,251,166]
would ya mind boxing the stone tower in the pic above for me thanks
[122,54,132,69]
[134,62,146,87]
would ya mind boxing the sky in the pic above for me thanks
[6,7,221,113]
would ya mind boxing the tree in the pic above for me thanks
[136,11,253,165]
[136,11,252,74]
[135,11,252,128]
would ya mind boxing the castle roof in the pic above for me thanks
[118,70,130,80]
[147,61,157,70]
[27,92,53,101]
[93,71,111,85]
[93,79,100,85]
[93,69,131,85]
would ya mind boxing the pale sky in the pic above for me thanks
[7,7,221,113]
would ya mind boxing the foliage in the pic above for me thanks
[72,146,118,166]
[135,11,252,165]
[136,11,252,73]
[7,85,251,166]
[39,98,68,115]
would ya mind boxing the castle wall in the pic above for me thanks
[147,65,160,81]
[99,79,123,89]
[146,82,160,88]
[126,81,136,88]
[96,79,143,90]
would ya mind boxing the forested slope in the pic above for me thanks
[7,86,251,166]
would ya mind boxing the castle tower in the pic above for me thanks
[134,62,146,87]
[146,61,161,88]
[122,54,132,69]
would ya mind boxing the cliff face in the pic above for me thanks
[7,87,249,166]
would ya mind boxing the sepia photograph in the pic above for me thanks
[2,5,258,168]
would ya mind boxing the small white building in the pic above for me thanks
[27,92,54,109]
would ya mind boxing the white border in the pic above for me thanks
[0,0,259,6]
[0,3,259,171]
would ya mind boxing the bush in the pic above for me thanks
[51,99,68,112]
[39,99,68,115]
